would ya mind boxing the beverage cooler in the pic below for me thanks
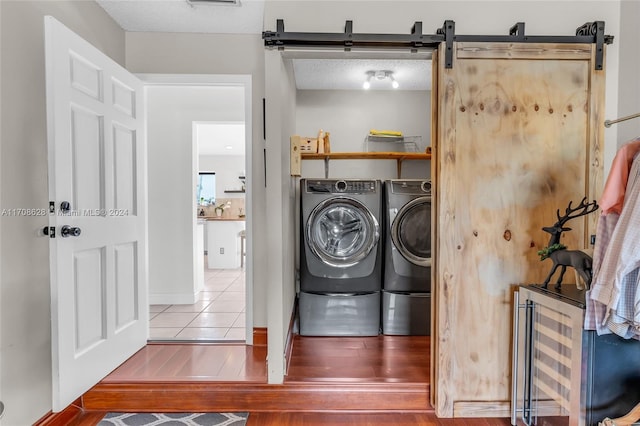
[512,284,640,426]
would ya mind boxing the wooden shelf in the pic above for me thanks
[300,151,431,178]
[301,152,431,161]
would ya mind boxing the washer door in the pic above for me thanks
[391,197,431,267]
[307,197,379,268]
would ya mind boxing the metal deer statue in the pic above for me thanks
[539,197,599,290]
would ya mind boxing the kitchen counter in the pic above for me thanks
[205,218,246,269]
[200,215,245,221]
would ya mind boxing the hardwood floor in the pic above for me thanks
[101,343,267,382]
[245,413,513,425]
[286,335,429,383]
[71,336,513,425]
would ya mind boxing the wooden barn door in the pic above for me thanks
[432,42,605,417]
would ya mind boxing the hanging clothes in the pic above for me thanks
[586,138,640,339]
[599,138,640,215]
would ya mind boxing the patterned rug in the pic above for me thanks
[98,412,249,426]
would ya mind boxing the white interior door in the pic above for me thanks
[45,16,148,411]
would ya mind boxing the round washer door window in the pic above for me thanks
[391,197,431,267]
[307,197,379,268]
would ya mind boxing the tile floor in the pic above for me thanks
[149,265,245,341]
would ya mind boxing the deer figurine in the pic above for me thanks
[539,197,599,290]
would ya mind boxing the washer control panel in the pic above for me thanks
[305,179,378,194]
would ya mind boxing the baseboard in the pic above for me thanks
[149,292,198,305]
[453,400,511,418]
[253,327,267,346]
[33,399,82,426]
[284,300,298,375]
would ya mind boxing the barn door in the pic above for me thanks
[432,42,604,417]
[45,16,148,411]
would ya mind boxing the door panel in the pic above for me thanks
[70,106,104,210]
[114,242,138,329]
[69,52,103,101]
[113,123,137,213]
[45,16,147,411]
[433,42,604,417]
[74,248,106,352]
[111,78,136,117]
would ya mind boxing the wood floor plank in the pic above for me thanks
[246,412,513,425]
[113,344,183,378]
[177,345,232,377]
[286,335,429,383]
[101,344,266,382]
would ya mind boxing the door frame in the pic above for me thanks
[137,73,254,343]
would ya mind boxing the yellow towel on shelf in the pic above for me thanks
[369,129,403,137]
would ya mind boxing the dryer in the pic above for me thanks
[299,178,382,336]
[382,179,432,335]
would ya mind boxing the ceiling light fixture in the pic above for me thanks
[363,71,373,90]
[390,74,399,89]
[363,70,399,90]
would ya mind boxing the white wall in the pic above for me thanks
[615,0,640,145]
[146,85,244,304]
[264,50,298,383]
[126,32,268,326]
[200,155,246,200]
[0,1,125,423]
[296,89,431,179]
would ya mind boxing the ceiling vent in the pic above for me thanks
[187,0,241,5]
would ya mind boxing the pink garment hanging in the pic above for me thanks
[599,137,640,215]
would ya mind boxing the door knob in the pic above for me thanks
[60,225,81,238]
[60,201,71,213]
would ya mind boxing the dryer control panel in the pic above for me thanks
[390,179,431,195]
[305,179,378,194]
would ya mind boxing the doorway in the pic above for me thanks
[138,74,253,343]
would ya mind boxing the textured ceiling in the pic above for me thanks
[95,0,432,90]
[293,58,431,91]
[95,0,265,34]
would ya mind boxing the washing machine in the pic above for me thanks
[382,179,432,335]
[300,178,382,293]
[299,178,382,336]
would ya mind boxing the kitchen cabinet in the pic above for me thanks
[206,218,246,269]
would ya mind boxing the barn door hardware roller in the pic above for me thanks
[263,20,613,69]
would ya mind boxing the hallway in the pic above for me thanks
[149,267,245,341]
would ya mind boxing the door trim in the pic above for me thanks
[137,73,253,344]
